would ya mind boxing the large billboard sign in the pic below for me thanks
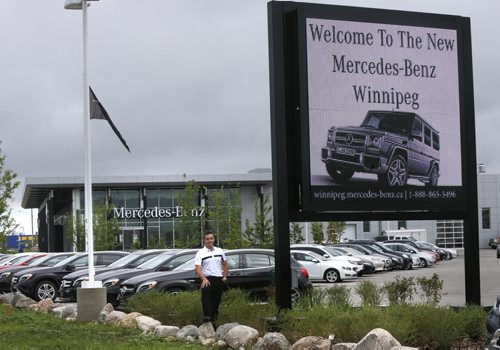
[270,2,476,215]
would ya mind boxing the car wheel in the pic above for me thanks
[426,165,439,187]
[379,156,408,186]
[166,287,185,295]
[324,269,341,283]
[418,258,427,268]
[325,163,354,184]
[35,280,58,301]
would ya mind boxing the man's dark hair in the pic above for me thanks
[204,230,215,238]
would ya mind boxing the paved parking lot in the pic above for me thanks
[313,248,500,307]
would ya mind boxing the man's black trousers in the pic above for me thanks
[201,276,226,322]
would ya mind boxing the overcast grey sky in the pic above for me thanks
[2,0,499,232]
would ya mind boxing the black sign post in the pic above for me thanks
[268,1,480,309]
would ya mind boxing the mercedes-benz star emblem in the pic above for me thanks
[345,134,353,145]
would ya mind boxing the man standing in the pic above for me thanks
[195,230,228,323]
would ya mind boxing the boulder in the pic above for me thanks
[0,293,14,305]
[51,306,66,317]
[215,322,239,341]
[354,328,400,350]
[214,339,227,348]
[11,292,25,306]
[119,312,143,328]
[15,295,37,309]
[98,303,114,324]
[291,336,327,350]
[60,304,77,318]
[176,325,200,340]
[28,304,39,311]
[224,325,259,349]
[105,310,127,325]
[37,299,54,313]
[136,315,161,332]
[199,322,216,339]
[253,332,290,350]
[333,343,357,349]
[154,325,180,338]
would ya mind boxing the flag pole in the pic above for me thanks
[82,0,98,288]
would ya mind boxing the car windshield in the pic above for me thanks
[106,253,152,268]
[323,247,341,257]
[136,253,179,269]
[27,255,47,266]
[362,112,412,136]
[304,251,328,261]
[367,244,385,253]
[174,257,196,271]
[40,254,74,267]
[6,255,34,265]
[54,255,82,267]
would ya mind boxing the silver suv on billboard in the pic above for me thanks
[321,111,440,187]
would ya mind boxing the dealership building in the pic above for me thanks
[21,169,498,251]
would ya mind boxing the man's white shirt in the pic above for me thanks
[195,246,226,277]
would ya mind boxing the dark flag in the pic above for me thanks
[89,86,131,153]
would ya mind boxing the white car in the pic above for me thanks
[290,250,358,283]
[290,244,365,274]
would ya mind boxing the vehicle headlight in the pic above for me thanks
[19,274,33,282]
[137,281,158,293]
[327,128,335,143]
[402,254,409,259]
[74,277,89,287]
[368,135,381,147]
[103,278,120,288]
[348,260,359,265]
[0,272,11,280]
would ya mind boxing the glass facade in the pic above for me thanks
[436,220,464,248]
[78,186,239,249]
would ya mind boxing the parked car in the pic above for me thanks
[0,253,75,293]
[290,250,358,283]
[331,246,385,272]
[415,241,456,260]
[321,110,440,187]
[117,249,313,305]
[347,241,411,269]
[0,253,41,267]
[489,238,499,249]
[334,243,393,270]
[12,251,129,301]
[290,244,366,275]
[59,249,167,301]
[0,253,47,271]
[95,249,198,305]
[383,239,441,262]
[383,242,435,267]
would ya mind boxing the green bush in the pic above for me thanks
[417,273,444,305]
[325,284,352,308]
[383,276,416,305]
[355,280,384,306]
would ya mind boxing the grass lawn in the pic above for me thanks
[0,305,205,350]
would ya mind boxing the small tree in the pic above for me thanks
[176,180,201,248]
[66,204,120,251]
[0,143,20,251]
[311,222,324,244]
[208,186,247,249]
[325,221,346,244]
[245,194,273,248]
[290,222,304,244]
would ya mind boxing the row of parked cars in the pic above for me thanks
[0,238,456,305]
[0,249,313,305]
[289,238,457,284]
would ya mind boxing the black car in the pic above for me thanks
[12,251,129,301]
[384,239,446,261]
[117,249,313,305]
[59,249,167,301]
[95,249,198,305]
[0,253,75,293]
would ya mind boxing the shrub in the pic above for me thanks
[325,284,352,308]
[355,280,384,306]
[417,273,444,305]
[383,276,416,305]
